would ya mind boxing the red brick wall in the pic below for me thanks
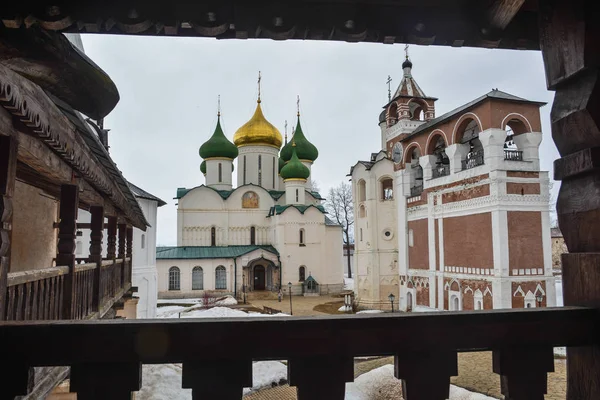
[507,171,539,178]
[443,213,494,269]
[507,211,543,271]
[442,184,490,203]
[506,182,540,195]
[416,285,430,307]
[408,219,429,269]
[512,281,547,308]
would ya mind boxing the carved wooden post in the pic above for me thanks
[493,347,554,400]
[182,359,252,399]
[126,225,133,286]
[118,223,126,260]
[70,362,141,400]
[57,184,79,320]
[89,206,104,311]
[539,1,600,398]
[288,356,354,399]
[395,351,457,400]
[0,135,17,321]
[106,216,117,260]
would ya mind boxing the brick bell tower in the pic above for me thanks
[379,46,438,154]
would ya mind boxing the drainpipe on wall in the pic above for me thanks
[277,255,282,290]
[234,258,237,299]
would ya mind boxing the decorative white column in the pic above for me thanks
[419,155,437,181]
[445,143,469,173]
[479,129,505,171]
[513,132,543,169]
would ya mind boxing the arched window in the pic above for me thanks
[409,100,426,121]
[211,227,216,247]
[258,155,262,186]
[407,292,413,311]
[458,119,484,170]
[250,226,256,245]
[169,267,180,290]
[141,234,146,249]
[360,228,363,242]
[299,266,306,281]
[218,163,222,182]
[451,295,460,311]
[504,121,526,161]
[408,147,423,196]
[243,155,247,185]
[215,266,226,290]
[428,135,449,178]
[381,178,393,201]
[296,188,299,203]
[359,205,366,218]
[299,229,305,246]
[387,103,398,126]
[357,180,366,202]
[192,266,204,290]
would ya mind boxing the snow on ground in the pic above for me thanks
[345,365,495,400]
[157,298,202,305]
[356,310,384,314]
[136,361,287,400]
[413,305,440,313]
[339,305,353,312]
[344,276,355,290]
[156,296,239,319]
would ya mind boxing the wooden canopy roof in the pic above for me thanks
[3,1,540,49]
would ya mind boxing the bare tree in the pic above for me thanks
[325,182,354,278]
[310,180,321,193]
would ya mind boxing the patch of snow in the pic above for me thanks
[156,305,192,319]
[136,361,287,400]
[182,307,250,318]
[157,298,203,305]
[344,276,355,291]
[338,305,353,312]
[555,277,563,306]
[356,310,384,314]
[243,361,288,395]
[413,305,440,313]
[214,295,238,306]
[345,365,496,400]
[554,347,566,357]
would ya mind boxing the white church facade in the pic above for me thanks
[350,53,556,311]
[156,91,344,298]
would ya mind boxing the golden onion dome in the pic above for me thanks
[233,100,283,149]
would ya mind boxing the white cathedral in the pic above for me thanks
[156,91,344,298]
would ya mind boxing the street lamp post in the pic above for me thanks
[536,293,544,308]
[388,293,396,312]
[243,273,247,304]
[288,282,293,315]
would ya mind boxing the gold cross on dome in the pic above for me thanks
[257,71,262,101]
[297,95,300,116]
[404,44,409,59]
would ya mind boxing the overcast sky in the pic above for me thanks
[80,35,558,246]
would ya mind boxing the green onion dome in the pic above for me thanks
[280,116,318,162]
[199,116,238,160]
[278,157,285,173]
[200,160,206,174]
[280,144,310,181]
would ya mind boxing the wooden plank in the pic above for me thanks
[7,285,15,320]
[493,347,554,399]
[58,275,64,320]
[0,135,18,320]
[7,266,69,287]
[31,279,38,320]
[89,206,104,312]
[15,283,24,320]
[486,0,525,30]
[106,216,117,259]
[0,306,596,367]
[24,282,32,320]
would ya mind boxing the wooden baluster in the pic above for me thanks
[107,216,117,259]
[38,279,45,319]
[395,351,457,400]
[56,184,79,319]
[182,359,252,399]
[539,2,600,398]
[70,362,141,400]
[48,277,55,319]
[7,285,14,320]
[0,135,17,321]
[118,223,126,291]
[493,347,554,400]
[16,283,24,320]
[58,274,64,319]
[126,226,133,287]
[89,206,104,312]
[31,279,38,319]
[288,356,354,399]
[24,281,32,320]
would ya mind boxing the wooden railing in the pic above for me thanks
[0,306,597,399]
[3,257,132,322]
[4,266,69,321]
[73,263,96,320]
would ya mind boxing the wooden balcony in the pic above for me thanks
[3,258,132,322]
[0,306,597,399]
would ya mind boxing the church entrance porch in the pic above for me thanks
[244,258,280,293]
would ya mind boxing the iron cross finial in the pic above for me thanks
[386,75,392,102]
[404,44,409,59]
[217,94,221,117]
[297,95,300,117]
[257,71,262,102]
[285,120,288,143]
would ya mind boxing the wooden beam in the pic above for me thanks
[89,206,104,312]
[0,64,145,228]
[56,184,78,319]
[486,0,526,30]
[0,135,18,321]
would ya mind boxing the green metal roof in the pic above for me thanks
[280,116,318,162]
[156,245,279,260]
[176,185,286,200]
[280,146,310,180]
[199,116,238,160]
[268,204,326,217]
